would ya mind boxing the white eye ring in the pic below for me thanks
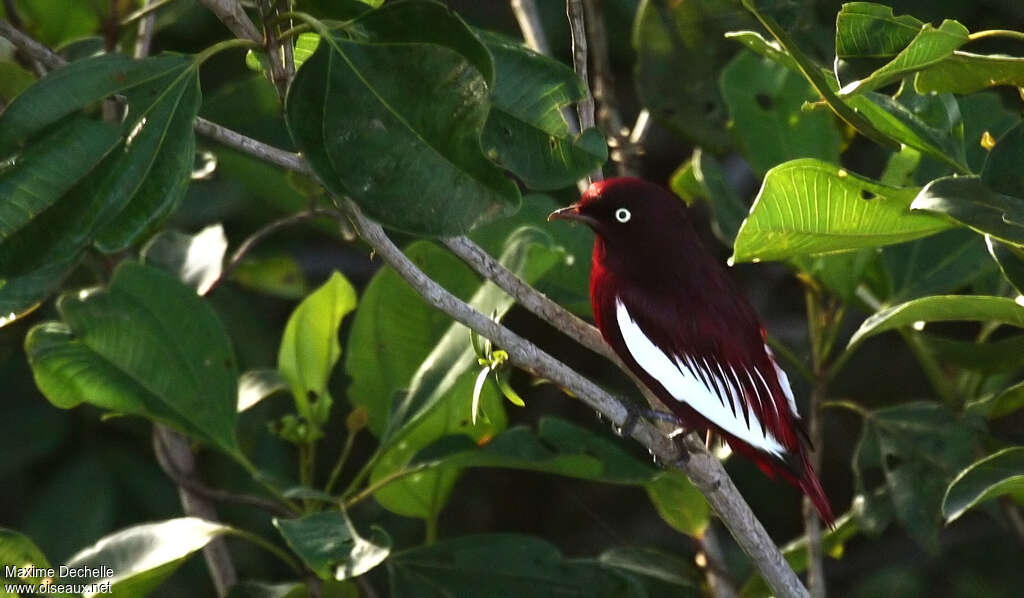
[614,208,631,223]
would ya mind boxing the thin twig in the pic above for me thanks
[153,426,238,596]
[510,0,550,56]
[581,0,624,138]
[566,0,600,183]
[197,0,288,99]
[0,20,64,69]
[134,0,158,59]
[121,0,177,26]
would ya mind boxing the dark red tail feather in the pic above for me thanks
[797,457,835,528]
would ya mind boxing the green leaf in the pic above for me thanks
[852,402,976,551]
[835,3,924,60]
[25,262,241,456]
[0,528,52,592]
[278,272,357,432]
[943,447,1024,523]
[387,534,640,597]
[413,417,658,484]
[0,53,188,154]
[0,117,119,239]
[981,120,1024,198]
[597,546,702,597]
[92,59,202,252]
[670,149,747,245]
[965,380,1024,419]
[882,230,991,303]
[633,0,749,147]
[274,512,390,581]
[62,518,232,598]
[916,52,1024,95]
[987,237,1024,294]
[645,471,710,537]
[919,334,1024,374]
[16,0,99,48]
[732,159,949,263]
[140,224,228,294]
[238,369,289,412]
[720,50,841,175]
[369,228,565,519]
[724,30,798,71]
[838,19,969,97]
[850,295,1024,347]
[478,30,607,190]
[285,9,519,236]
[958,92,1020,174]
[0,61,36,104]
[911,177,1024,248]
[227,580,358,598]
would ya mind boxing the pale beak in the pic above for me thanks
[547,204,597,227]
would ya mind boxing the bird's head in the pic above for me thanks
[547,177,691,257]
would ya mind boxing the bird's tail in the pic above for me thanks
[797,453,835,528]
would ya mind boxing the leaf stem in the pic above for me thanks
[121,0,177,26]
[821,399,870,417]
[899,330,958,407]
[766,336,813,384]
[225,528,304,575]
[968,29,1024,43]
[324,429,359,495]
[341,461,439,509]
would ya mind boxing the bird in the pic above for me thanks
[549,177,834,525]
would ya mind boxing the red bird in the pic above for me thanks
[549,177,834,525]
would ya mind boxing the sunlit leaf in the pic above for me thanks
[645,471,710,537]
[943,447,1024,523]
[274,512,390,581]
[141,225,227,295]
[849,295,1024,347]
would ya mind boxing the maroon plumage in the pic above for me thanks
[550,177,834,525]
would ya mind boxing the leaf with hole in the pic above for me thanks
[732,159,949,263]
[478,30,606,190]
[25,262,241,457]
[943,447,1024,523]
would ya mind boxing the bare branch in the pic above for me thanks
[193,117,311,173]
[0,20,64,70]
[197,0,288,98]
[134,0,158,59]
[566,0,600,182]
[581,0,623,138]
[153,426,238,596]
[510,0,550,57]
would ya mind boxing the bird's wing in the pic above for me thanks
[612,295,797,457]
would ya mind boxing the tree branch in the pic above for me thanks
[133,0,158,59]
[153,426,238,596]
[197,0,288,99]
[566,0,600,182]
[510,0,550,57]
[0,23,809,598]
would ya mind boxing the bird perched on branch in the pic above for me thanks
[549,177,834,525]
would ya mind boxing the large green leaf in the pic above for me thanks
[852,402,976,551]
[719,50,841,175]
[478,31,607,190]
[919,334,1024,374]
[911,177,1024,248]
[274,512,390,581]
[633,0,748,147]
[881,230,991,303]
[285,8,519,236]
[916,52,1024,94]
[278,272,358,432]
[0,53,186,154]
[597,546,702,597]
[981,120,1024,198]
[62,518,232,598]
[943,447,1024,523]
[849,295,1024,347]
[838,19,968,97]
[387,534,641,597]
[732,159,949,263]
[987,237,1024,295]
[369,228,565,519]
[0,117,118,240]
[25,262,241,456]
[965,380,1024,420]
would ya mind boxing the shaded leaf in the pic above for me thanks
[943,447,1024,523]
[387,534,640,597]
[141,224,227,295]
[597,546,701,596]
[850,295,1024,347]
[278,272,357,432]
[919,334,1024,374]
[965,380,1024,420]
[732,159,949,263]
[0,528,52,592]
[226,580,358,598]
[670,149,747,245]
[478,31,606,190]
[882,229,991,303]
[25,262,240,456]
[987,236,1024,294]
[981,120,1024,198]
[911,177,1024,248]
[274,512,390,581]
[231,256,309,299]
[63,518,231,598]
[285,8,519,235]
[852,402,976,551]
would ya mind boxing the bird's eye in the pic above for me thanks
[614,208,631,223]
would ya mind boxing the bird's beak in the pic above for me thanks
[547,204,596,227]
